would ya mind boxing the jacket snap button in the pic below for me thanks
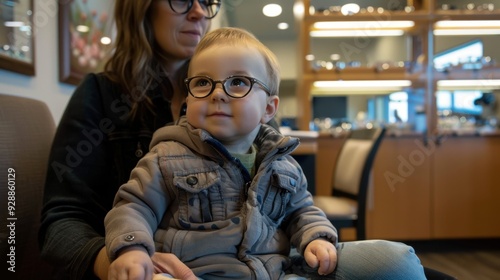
[186,176,198,185]
[125,234,135,241]
[135,149,143,158]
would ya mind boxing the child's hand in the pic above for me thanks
[108,246,153,280]
[304,239,337,276]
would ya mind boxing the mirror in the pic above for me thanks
[0,0,34,76]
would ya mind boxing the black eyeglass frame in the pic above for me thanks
[167,0,222,19]
[184,75,272,99]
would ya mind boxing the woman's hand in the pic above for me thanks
[304,239,338,276]
[94,247,111,280]
[94,246,196,280]
[152,252,197,280]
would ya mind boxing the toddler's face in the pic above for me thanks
[186,45,278,146]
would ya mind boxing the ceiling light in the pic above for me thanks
[100,37,112,45]
[340,3,360,16]
[314,21,415,30]
[434,29,500,36]
[311,30,405,37]
[434,20,500,36]
[437,80,500,90]
[435,20,500,28]
[314,80,411,88]
[311,21,414,37]
[263,4,282,17]
[293,1,305,19]
[277,22,289,30]
[313,80,411,93]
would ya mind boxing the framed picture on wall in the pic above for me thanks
[0,0,35,76]
[58,0,114,85]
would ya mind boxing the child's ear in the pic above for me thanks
[261,95,279,124]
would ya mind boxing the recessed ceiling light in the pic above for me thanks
[101,37,112,45]
[263,4,282,17]
[340,3,360,15]
[277,22,289,30]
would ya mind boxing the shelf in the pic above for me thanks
[305,9,500,22]
[434,9,500,20]
[305,10,433,23]
[295,0,500,131]
[434,66,500,81]
[304,67,422,82]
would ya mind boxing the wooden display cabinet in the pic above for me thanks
[294,0,500,132]
[367,136,433,240]
[432,135,500,238]
[295,0,500,240]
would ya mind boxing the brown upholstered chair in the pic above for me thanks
[313,127,385,241]
[0,94,55,279]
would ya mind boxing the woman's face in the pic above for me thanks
[150,1,211,60]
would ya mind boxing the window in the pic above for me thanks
[388,91,408,123]
[434,39,483,71]
[435,40,485,116]
[437,90,483,115]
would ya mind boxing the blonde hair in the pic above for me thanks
[191,27,281,96]
[104,0,180,120]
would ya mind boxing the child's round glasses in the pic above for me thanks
[185,75,272,99]
[168,0,222,19]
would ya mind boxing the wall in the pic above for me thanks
[0,0,228,125]
[262,39,298,120]
[0,0,76,124]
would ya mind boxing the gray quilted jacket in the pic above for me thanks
[105,117,337,280]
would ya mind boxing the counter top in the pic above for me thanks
[282,127,500,143]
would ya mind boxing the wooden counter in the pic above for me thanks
[293,130,500,240]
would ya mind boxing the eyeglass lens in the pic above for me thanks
[187,76,256,98]
[169,0,221,19]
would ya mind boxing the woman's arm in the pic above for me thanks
[39,74,118,279]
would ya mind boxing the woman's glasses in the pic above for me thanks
[168,0,222,19]
[185,75,272,99]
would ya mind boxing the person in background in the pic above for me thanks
[39,1,222,279]
[474,92,499,127]
[104,27,427,280]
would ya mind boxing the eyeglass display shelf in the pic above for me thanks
[295,0,500,131]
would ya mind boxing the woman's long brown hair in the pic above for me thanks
[104,0,175,120]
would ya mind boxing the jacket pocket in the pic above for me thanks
[174,167,224,226]
[261,170,298,223]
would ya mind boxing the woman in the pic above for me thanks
[39,1,220,279]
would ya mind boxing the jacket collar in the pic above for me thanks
[150,116,300,164]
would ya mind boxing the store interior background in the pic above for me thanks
[232,0,500,133]
[2,2,500,278]
[1,0,500,130]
